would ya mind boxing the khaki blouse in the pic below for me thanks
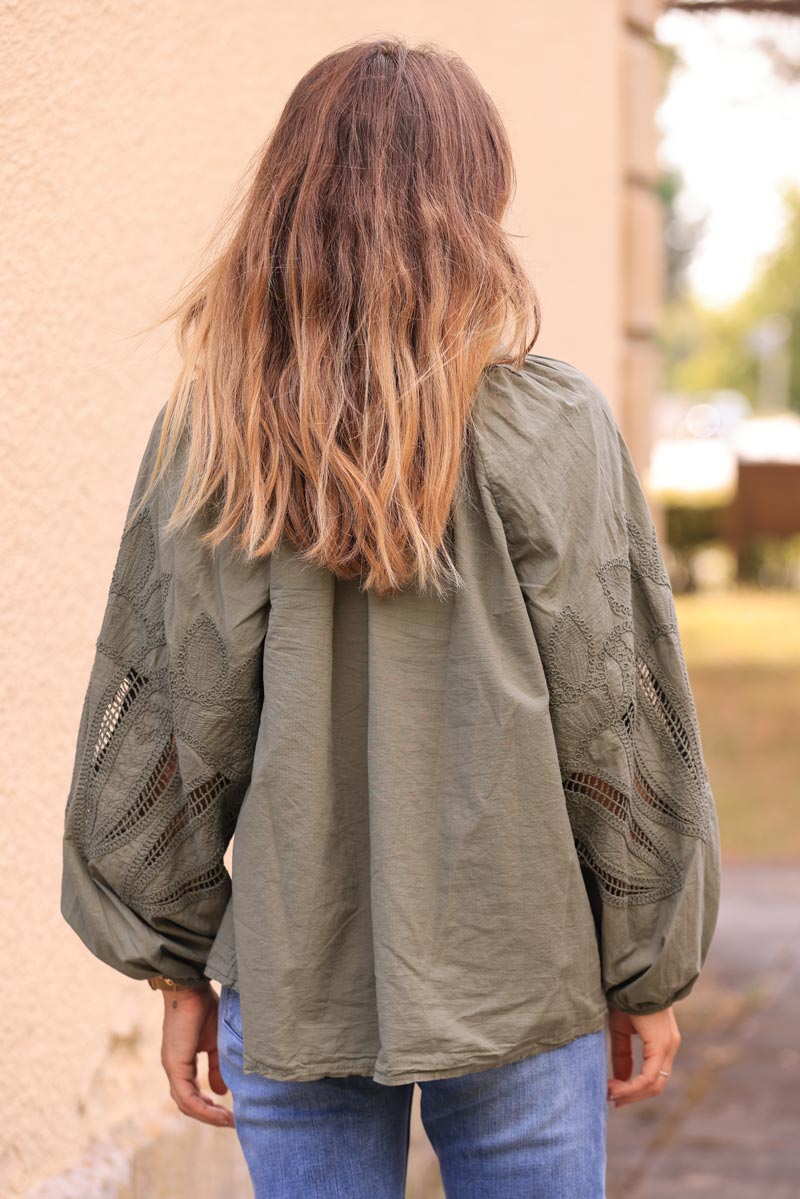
[60,353,721,1086]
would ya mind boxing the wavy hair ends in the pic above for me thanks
[133,36,541,599]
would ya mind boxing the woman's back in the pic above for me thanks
[61,351,719,1086]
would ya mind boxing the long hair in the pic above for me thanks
[132,36,541,598]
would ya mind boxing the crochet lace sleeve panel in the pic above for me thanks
[541,507,714,908]
[472,356,721,1012]
[61,408,271,982]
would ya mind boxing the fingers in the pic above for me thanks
[607,1008,681,1109]
[162,1053,235,1127]
[608,1022,634,1083]
[207,1046,230,1097]
[607,1050,670,1107]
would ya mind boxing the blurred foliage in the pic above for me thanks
[736,531,800,587]
[664,506,730,590]
[666,1,800,15]
[658,166,708,303]
[658,184,800,413]
[666,503,729,550]
[665,524,800,591]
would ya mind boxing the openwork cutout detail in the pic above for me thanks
[93,668,148,772]
[633,750,707,840]
[65,504,264,920]
[136,862,230,917]
[134,769,230,881]
[90,734,179,858]
[538,513,713,907]
[564,769,682,905]
[573,837,671,904]
[565,771,660,859]
[635,654,699,780]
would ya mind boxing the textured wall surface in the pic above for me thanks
[1,1,622,1194]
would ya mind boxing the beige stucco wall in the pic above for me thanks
[2,1,654,1194]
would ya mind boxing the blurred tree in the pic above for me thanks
[753,35,800,80]
[658,167,708,302]
[659,185,800,413]
[665,1,800,75]
[666,2,800,14]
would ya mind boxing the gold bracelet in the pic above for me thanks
[147,975,208,991]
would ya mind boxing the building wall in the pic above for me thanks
[1,1,661,1194]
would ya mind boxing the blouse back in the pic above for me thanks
[60,353,720,1086]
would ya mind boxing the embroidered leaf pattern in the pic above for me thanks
[64,505,263,921]
[541,515,714,908]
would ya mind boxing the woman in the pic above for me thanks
[60,36,720,1199]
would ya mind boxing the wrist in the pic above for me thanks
[147,975,212,993]
[161,984,213,1004]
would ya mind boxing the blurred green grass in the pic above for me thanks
[675,586,800,861]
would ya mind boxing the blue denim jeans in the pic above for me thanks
[217,983,607,1198]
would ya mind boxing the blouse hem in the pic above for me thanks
[203,961,237,988]
[239,1009,610,1087]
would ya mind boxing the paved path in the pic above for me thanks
[406,863,800,1198]
[606,863,800,1199]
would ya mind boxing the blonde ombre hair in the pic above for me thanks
[134,36,540,598]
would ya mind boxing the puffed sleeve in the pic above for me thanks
[60,404,271,984]
[473,357,721,1014]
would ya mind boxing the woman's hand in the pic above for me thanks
[607,1005,681,1108]
[159,983,235,1127]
